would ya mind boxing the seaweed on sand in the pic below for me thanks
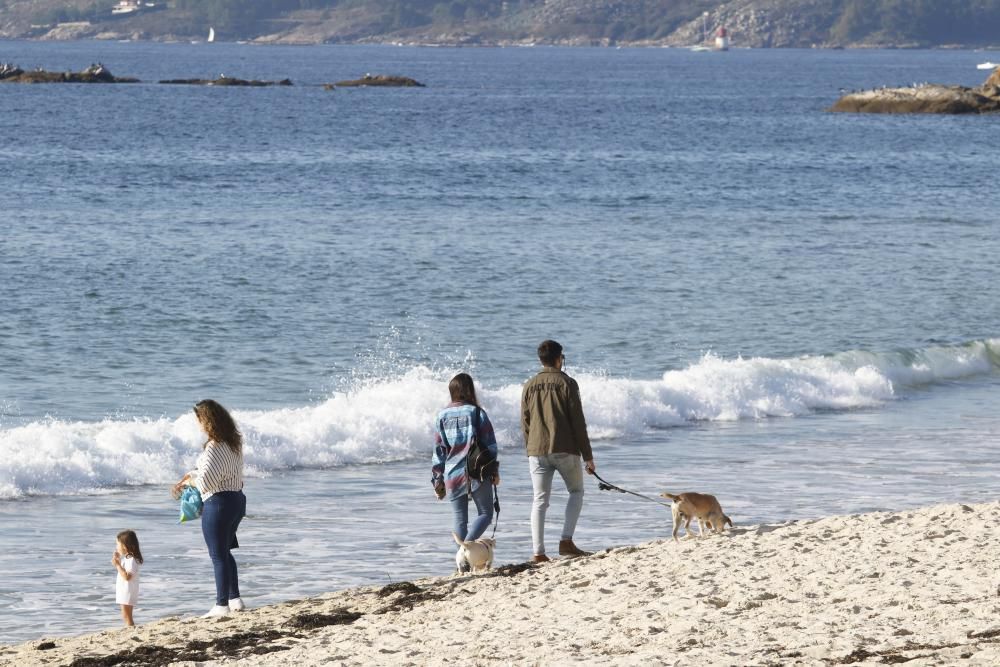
[374,581,446,613]
[287,609,363,629]
[489,562,537,577]
[67,629,289,667]
[377,581,422,597]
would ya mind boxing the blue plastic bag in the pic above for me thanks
[178,485,203,523]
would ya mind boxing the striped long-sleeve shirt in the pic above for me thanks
[432,402,498,502]
[189,441,244,501]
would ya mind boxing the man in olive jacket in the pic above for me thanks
[521,339,596,562]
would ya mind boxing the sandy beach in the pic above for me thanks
[4,500,1000,666]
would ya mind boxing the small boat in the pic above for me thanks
[976,62,998,70]
[690,11,712,52]
[207,27,215,43]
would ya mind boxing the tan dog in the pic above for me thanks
[452,532,496,572]
[660,492,732,541]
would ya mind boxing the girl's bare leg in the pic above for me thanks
[120,604,134,627]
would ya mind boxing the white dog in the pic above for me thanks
[453,532,496,572]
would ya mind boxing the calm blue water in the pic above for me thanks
[1,42,999,644]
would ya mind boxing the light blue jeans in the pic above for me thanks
[529,453,584,556]
[450,480,495,541]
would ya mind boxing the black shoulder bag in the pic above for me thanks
[466,407,501,538]
[466,407,499,483]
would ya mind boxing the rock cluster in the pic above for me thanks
[830,67,1000,114]
[985,66,1000,90]
[159,75,293,86]
[0,62,138,83]
[330,74,424,88]
[0,64,427,89]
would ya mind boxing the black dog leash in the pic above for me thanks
[593,472,672,508]
[490,484,500,539]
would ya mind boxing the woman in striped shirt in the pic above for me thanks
[173,399,246,618]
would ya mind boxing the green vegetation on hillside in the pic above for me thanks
[537,0,720,43]
[35,1,105,24]
[171,0,507,34]
[830,0,1000,44]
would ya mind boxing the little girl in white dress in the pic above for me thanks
[112,530,143,627]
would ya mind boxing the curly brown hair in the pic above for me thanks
[193,399,243,453]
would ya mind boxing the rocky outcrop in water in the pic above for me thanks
[330,74,424,88]
[830,67,1000,114]
[985,66,1000,90]
[0,62,139,83]
[159,76,293,86]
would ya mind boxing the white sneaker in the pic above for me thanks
[229,597,246,612]
[202,605,230,618]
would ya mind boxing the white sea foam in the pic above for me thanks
[1,340,997,499]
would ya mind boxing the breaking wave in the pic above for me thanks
[1,339,997,499]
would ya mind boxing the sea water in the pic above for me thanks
[1,42,999,643]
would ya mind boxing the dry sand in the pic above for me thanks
[5,501,1000,666]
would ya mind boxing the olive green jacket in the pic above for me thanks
[520,367,593,461]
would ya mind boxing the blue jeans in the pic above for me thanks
[529,453,584,556]
[450,480,495,541]
[201,490,246,606]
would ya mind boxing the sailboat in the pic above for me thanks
[207,27,215,43]
[690,11,712,51]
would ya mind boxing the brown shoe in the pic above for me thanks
[558,539,591,557]
[530,554,550,564]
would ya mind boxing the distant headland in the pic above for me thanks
[4,0,1000,49]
